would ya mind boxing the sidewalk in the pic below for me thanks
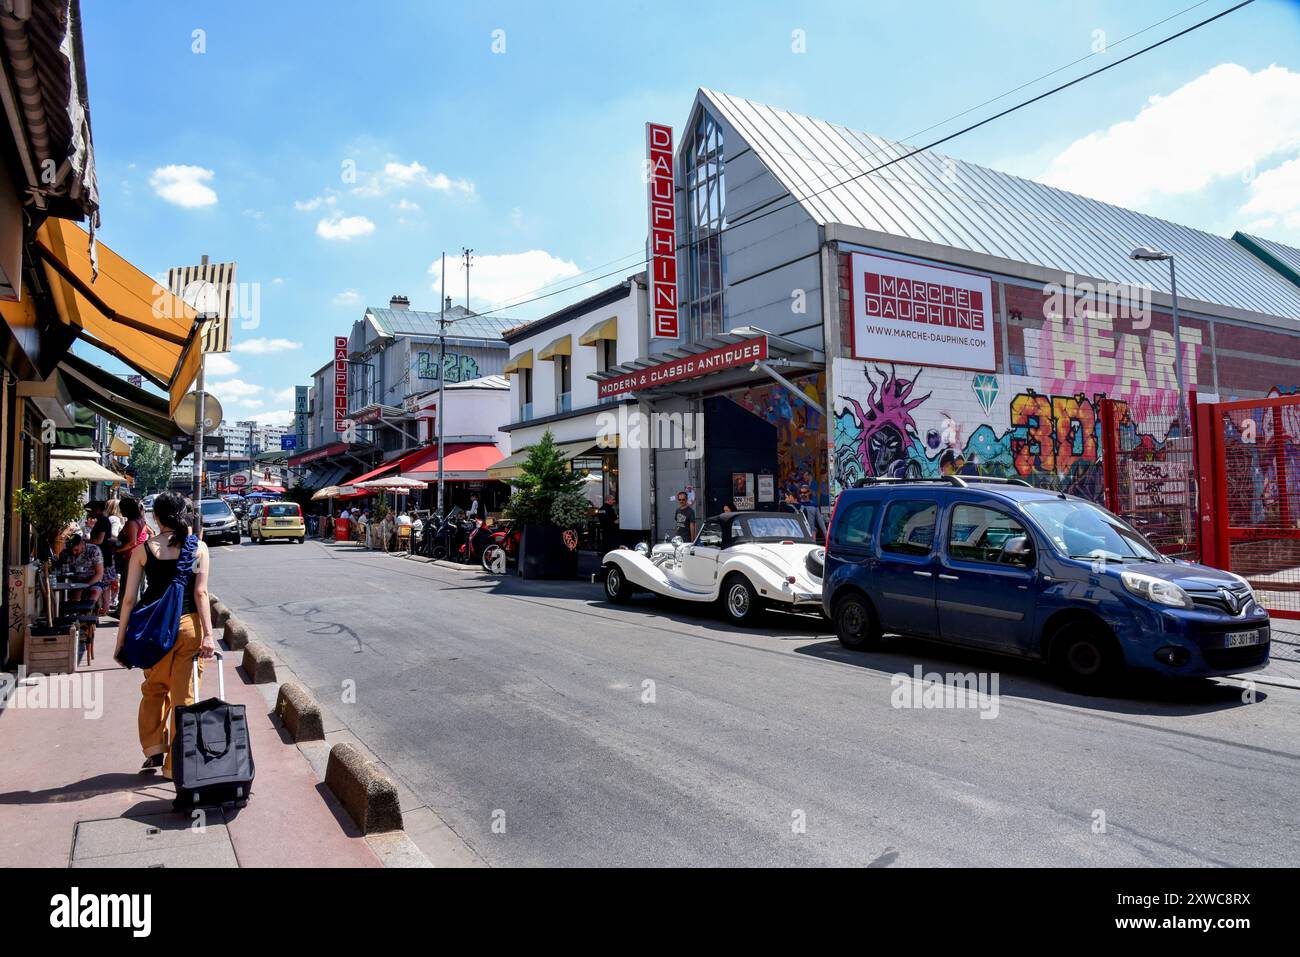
[1261,618,1300,686]
[0,623,380,868]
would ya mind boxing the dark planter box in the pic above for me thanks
[519,524,578,579]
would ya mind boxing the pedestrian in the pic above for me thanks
[85,501,116,615]
[113,492,214,777]
[596,495,618,550]
[111,497,148,616]
[468,493,481,519]
[58,533,105,607]
[673,491,696,542]
[798,484,827,543]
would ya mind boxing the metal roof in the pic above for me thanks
[365,305,519,342]
[1234,232,1300,289]
[700,89,1300,323]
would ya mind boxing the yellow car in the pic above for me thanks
[249,501,306,543]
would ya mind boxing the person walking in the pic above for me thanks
[113,492,215,777]
[798,484,827,543]
[111,497,148,616]
[673,491,696,542]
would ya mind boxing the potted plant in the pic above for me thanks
[505,430,589,579]
[13,477,89,616]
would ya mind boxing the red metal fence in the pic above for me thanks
[1099,398,1199,562]
[1196,395,1300,620]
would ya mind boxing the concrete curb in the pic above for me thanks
[324,742,404,835]
[240,640,277,684]
[224,617,250,650]
[211,602,231,627]
[275,679,325,742]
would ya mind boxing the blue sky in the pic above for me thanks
[78,0,1300,425]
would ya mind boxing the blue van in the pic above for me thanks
[822,477,1270,690]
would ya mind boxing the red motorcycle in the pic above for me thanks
[479,520,521,573]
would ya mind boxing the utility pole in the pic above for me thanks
[437,251,447,518]
[462,247,473,311]
[192,253,208,522]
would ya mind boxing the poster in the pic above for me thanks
[732,472,755,510]
[757,474,775,503]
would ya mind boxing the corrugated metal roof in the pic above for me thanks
[700,89,1300,322]
[1234,232,1300,289]
[365,305,519,341]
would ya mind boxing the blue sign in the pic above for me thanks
[280,435,297,450]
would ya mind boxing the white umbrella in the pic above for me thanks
[355,476,429,491]
[311,485,347,501]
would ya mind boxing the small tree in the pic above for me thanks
[128,436,173,495]
[505,430,586,528]
[14,478,88,561]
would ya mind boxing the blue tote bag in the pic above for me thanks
[117,534,199,670]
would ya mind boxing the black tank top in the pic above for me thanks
[141,541,198,613]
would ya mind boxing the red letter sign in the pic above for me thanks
[646,122,678,339]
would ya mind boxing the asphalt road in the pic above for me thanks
[211,537,1300,867]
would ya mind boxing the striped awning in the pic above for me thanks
[579,316,617,345]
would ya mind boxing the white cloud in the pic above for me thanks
[1241,154,1300,234]
[205,354,240,377]
[149,164,218,208]
[271,277,284,285]
[254,409,295,427]
[394,198,420,212]
[208,378,262,405]
[233,337,301,354]
[355,160,475,198]
[333,288,363,306]
[294,194,337,212]
[316,213,375,240]
[1041,64,1300,209]
[270,387,296,404]
[429,250,580,306]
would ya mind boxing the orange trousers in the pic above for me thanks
[137,612,204,777]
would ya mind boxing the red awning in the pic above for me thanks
[342,446,430,487]
[287,441,349,467]
[405,443,504,481]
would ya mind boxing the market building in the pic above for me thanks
[589,89,1300,539]
[496,273,651,543]
[293,296,517,510]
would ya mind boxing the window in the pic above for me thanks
[519,368,533,421]
[597,338,617,374]
[696,521,723,547]
[681,108,726,341]
[266,503,301,518]
[555,355,572,412]
[735,514,813,543]
[880,501,937,556]
[831,501,878,549]
[948,504,1030,566]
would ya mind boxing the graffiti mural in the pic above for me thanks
[729,374,829,504]
[416,351,480,383]
[832,357,1189,501]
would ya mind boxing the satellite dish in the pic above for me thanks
[173,391,223,435]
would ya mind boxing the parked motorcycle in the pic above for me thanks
[479,520,521,573]
[426,508,474,561]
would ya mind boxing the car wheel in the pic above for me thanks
[1050,621,1121,693]
[720,574,759,624]
[604,563,632,602]
[833,592,881,650]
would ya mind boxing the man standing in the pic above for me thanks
[468,493,481,520]
[673,491,696,542]
[799,484,827,543]
[595,495,618,550]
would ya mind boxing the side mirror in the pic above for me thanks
[671,535,683,546]
[1001,536,1032,565]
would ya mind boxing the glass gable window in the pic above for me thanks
[680,108,726,342]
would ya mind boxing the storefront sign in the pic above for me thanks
[598,337,768,398]
[646,122,678,339]
[288,441,347,466]
[295,385,309,451]
[333,336,348,433]
[849,253,995,372]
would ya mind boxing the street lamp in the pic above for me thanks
[1130,245,1187,432]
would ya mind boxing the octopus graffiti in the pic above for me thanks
[833,361,1180,501]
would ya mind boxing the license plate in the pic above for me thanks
[1225,629,1265,648]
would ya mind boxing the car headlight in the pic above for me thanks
[1121,571,1193,609]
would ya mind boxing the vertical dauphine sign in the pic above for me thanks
[646,122,678,339]
[295,385,309,449]
[333,336,349,434]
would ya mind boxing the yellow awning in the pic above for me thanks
[579,316,617,346]
[35,218,205,417]
[108,434,132,457]
[538,334,572,361]
[503,349,534,376]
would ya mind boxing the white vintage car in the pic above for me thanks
[598,510,825,624]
